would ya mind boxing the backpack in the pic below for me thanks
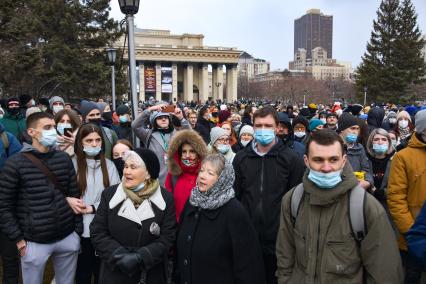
[1,132,10,157]
[290,183,367,242]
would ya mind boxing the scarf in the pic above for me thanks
[399,126,411,140]
[189,161,235,210]
[124,179,160,207]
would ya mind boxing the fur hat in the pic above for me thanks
[167,130,207,176]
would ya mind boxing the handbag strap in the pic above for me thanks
[22,152,65,195]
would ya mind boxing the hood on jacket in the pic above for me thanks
[303,161,358,206]
[367,107,385,128]
[167,130,207,176]
[408,133,426,149]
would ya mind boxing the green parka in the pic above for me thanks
[276,162,403,284]
[0,112,26,142]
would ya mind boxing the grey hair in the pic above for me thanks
[201,154,226,176]
[366,128,393,157]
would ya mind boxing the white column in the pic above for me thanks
[183,64,194,103]
[226,64,238,102]
[155,62,162,101]
[198,63,209,103]
[138,63,145,102]
[172,63,178,103]
[213,64,224,101]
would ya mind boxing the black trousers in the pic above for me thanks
[0,232,19,284]
[263,253,278,284]
[401,250,424,284]
[76,237,100,284]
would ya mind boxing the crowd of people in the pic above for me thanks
[0,94,425,283]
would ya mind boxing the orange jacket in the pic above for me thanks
[387,134,426,250]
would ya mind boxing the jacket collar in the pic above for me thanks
[247,138,283,157]
[185,202,222,220]
[109,183,166,225]
[303,162,359,206]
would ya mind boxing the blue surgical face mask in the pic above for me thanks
[391,140,397,149]
[83,146,101,157]
[217,144,230,154]
[131,182,145,192]
[308,168,343,189]
[345,133,358,144]
[56,123,72,136]
[241,140,250,147]
[373,143,388,154]
[39,129,57,147]
[119,115,128,123]
[254,129,275,146]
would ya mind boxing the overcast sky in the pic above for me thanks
[109,0,426,70]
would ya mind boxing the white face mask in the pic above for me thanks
[389,118,397,124]
[294,131,306,138]
[53,105,64,114]
[241,140,250,147]
[398,120,409,128]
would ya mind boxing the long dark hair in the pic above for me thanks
[74,123,110,196]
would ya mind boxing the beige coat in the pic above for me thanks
[276,163,403,284]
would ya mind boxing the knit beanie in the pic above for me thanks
[415,109,426,134]
[309,118,325,131]
[116,105,130,116]
[80,100,99,119]
[397,110,412,122]
[133,148,160,179]
[239,125,254,137]
[337,113,359,133]
[25,107,42,118]
[7,97,20,106]
[210,127,228,145]
[19,94,32,106]
[49,96,65,108]
[97,102,108,114]
[387,111,397,119]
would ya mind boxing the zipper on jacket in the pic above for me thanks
[314,207,322,280]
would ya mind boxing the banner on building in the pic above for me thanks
[161,67,173,93]
[144,67,156,93]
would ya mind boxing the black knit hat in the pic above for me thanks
[116,104,130,116]
[134,148,160,179]
[337,113,359,133]
[19,94,32,106]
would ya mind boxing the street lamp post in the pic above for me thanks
[118,0,140,146]
[364,86,368,106]
[106,47,117,111]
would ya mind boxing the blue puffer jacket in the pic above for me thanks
[407,202,426,268]
[0,123,22,170]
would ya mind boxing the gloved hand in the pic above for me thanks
[115,252,142,276]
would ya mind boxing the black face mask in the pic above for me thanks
[112,157,124,178]
[102,112,112,121]
[88,118,102,125]
[8,107,20,116]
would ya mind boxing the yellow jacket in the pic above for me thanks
[387,133,426,250]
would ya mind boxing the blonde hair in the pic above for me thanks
[366,128,393,157]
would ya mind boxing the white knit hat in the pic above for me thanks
[239,125,254,137]
[210,127,228,145]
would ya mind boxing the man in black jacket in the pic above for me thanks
[233,106,304,284]
[0,112,82,284]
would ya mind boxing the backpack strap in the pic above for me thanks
[290,183,304,225]
[348,185,367,242]
[1,132,9,157]
[102,127,113,145]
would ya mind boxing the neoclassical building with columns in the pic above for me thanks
[118,29,241,103]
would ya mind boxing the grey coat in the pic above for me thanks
[131,109,190,186]
[346,143,374,186]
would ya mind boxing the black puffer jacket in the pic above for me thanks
[0,144,82,244]
[232,139,304,255]
[194,117,214,144]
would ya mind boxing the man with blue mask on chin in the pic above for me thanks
[0,112,82,284]
[233,106,304,284]
[276,129,403,283]
[337,112,373,190]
